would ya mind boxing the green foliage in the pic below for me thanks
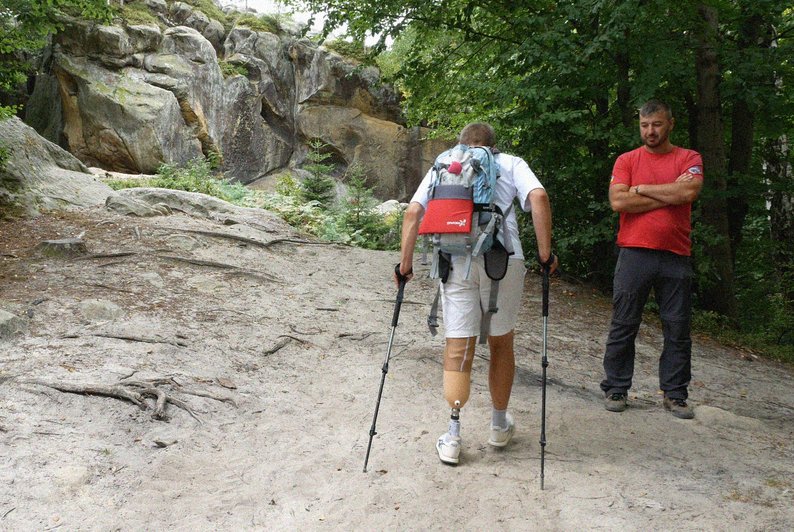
[0,142,9,171]
[234,13,284,34]
[205,148,223,170]
[291,0,794,361]
[274,172,301,196]
[323,38,373,65]
[0,0,113,116]
[255,171,403,250]
[299,139,336,208]
[118,1,159,25]
[106,159,402,251]
[105,157,244,204]
[150,158,238,202]
[219,60,249,79]
[336,164,401,249]
[180,0,227,26]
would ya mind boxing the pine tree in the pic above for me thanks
[300,140,336,208]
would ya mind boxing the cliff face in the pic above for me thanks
[23,2,450,201]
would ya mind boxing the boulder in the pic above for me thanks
[111,188,295,234]
[0,309,25,340]
[54,54,203,172]
[0,117,113,217]
[290,40,401,122]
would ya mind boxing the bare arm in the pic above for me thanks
[637,174,703,205]
[611,173,703,213]
[609,184,667,213]
[528,188,558,274]
[396,201,424,283]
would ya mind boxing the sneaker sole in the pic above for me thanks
[604,403,627,412]
[436,443,460,465]
[488,428,514,448]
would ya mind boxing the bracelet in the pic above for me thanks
[635,185,642,195]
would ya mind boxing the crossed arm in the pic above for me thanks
[609,173,703,213]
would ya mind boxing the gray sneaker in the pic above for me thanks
[663,396,695,419]
[604,392,627,412]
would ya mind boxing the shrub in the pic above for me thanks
[323,39,373,65]
[337,164,400,250]
[219,61,248,79]
[299,140,336,208]
[119,2,159,25]
[234,13,283,34]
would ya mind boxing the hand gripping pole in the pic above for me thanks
[363,264,408,473]
[539,264,550,489]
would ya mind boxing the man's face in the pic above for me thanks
[639,111,674,149]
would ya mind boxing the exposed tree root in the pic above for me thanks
[159,227,344,250]
[60,332,188,347]
[78,252,139,260]
[263,334,310,356]
[22,378,208,423]
[157,254,281,283]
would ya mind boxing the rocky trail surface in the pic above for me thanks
[1,202,792,530]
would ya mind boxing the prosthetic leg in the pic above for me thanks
[437,337,476,465]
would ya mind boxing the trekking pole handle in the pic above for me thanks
[538,253,554,318]
[392,264,409,327]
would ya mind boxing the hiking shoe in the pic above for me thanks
[663,397,695,419]
[436,432,461,465]
[604,392,628,412]
[488,412,515,448]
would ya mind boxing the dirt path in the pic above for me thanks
[1,206,792,531]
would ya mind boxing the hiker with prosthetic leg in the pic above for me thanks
[397,122,557,465]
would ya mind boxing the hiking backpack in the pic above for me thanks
[417,144,513,342]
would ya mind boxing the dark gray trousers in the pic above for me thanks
[600,247,693,400]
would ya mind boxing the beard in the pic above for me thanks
[643,130,669,148]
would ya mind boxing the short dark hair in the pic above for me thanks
[459,122,495,147]
[639,100,672,119]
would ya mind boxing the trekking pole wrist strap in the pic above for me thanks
[537,251,556,270]
[394,263,412,282]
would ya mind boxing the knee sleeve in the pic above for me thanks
[444,337,476,372]
[443,337,476,408]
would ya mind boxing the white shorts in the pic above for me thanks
[440,256,526,338]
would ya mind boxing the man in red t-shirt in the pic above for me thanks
[600,100,703,419]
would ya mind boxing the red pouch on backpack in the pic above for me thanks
[418,185,473,235]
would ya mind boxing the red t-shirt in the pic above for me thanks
[610,146,703,256]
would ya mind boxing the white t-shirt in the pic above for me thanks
[410,152,544,260]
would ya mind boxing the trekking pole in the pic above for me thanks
[539,261,550,490]
[363,263,408,473]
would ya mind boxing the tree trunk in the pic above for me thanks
[615,46,634,128]
[726,12,763,263]
[694,4,739,321]
[765,135,794,307]
[727,98,753,262]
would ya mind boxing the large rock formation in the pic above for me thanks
[0,117,114,217]
[24,3,451,201]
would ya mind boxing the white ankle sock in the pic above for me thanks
[492,408,507,429]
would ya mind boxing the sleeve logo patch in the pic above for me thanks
[687,166,702,175]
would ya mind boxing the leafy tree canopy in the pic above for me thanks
[0,0,112,117]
